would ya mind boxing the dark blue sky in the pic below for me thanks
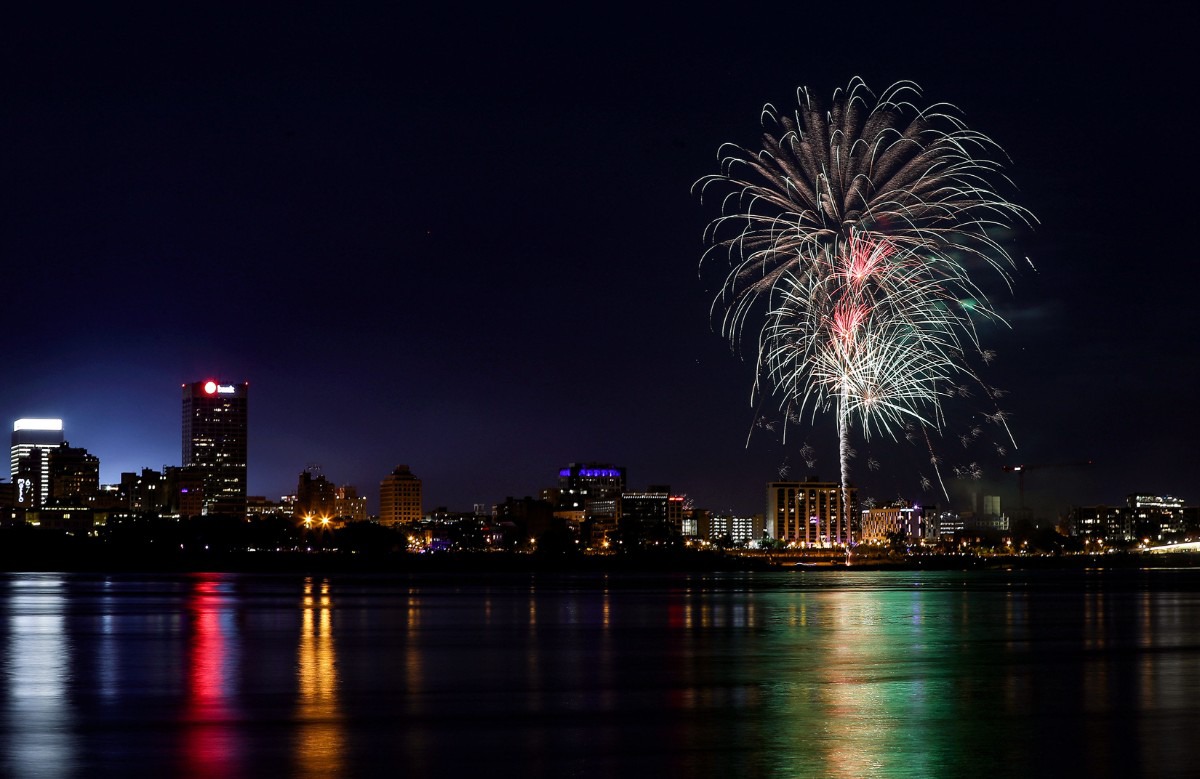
[3,5,1195,518]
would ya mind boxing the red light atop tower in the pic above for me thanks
[203,381,217,395]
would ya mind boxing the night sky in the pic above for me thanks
[3,5,1195,519]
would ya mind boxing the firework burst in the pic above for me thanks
[697,79,1032,537]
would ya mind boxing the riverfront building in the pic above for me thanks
[182,380,249,515]
[767,478,857,547]
[379,464,422,527]
[47,443,100,506]
[10,419,64,507]
[556,463,626,512]
[860,504,924,543]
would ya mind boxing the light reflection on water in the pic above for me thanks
[183,573,242,778]
[3,574,75,779]
[0,569,1197,778]
[295,577,341,779]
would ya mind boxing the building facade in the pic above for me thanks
[47,443,100,506]
[556,463,626,512]
[618,487,664,544]
[333,485,367,522]
[860,504,924,543]
[11,418,64,507]
[119,468,166,513]
[181,380,249,515]
[379,464,422,527]
[293,470,367,522]
[767,478,856,546]
[702,513,765,545]
[1128,494,1186,543]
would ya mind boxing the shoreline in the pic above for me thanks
[2,547,1198,575]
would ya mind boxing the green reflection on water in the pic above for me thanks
[747,575,1031,779]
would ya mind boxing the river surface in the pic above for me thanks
[1,568,1198,778]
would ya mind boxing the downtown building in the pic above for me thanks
[1070,494,1191,546]
[554,462,626,545]
[379,464,422,527]
[699,512,766,545]
[619,486,685,545]
[555,463,626,513]
[860,503,925,543]
[294,469,368,525]
[10,418,64,507]
[182,380,249,516]
[46,443,100,506]
[767,477,857,547]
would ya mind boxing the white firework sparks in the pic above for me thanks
[698,79,1031,514]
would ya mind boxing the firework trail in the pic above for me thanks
[697,79,1032,538]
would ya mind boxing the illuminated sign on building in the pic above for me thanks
[201,381,238,395]
[183,380,249,515]
[14,419,63,432]
[11,418,65,507]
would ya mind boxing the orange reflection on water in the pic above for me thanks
[183,573,242,779]
[295,577,343,779]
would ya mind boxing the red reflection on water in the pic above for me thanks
[667,599,685,629]
[182,574,242,779]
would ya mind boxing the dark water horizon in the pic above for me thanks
[2,568,1198,778]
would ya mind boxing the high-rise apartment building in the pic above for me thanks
[767,478,857,546]
[11,418,64,507]
[182,380,248,515]
[379,464,422,527]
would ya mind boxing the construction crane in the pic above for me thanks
[1002,461,1094,511]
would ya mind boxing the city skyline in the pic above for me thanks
[0,389,1190,521]
[3,6,1196,518]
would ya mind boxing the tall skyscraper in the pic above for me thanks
[379,464,422,527]
[182,380,248,515]
[11,418,64,507]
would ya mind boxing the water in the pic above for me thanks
[1,569,1198,778]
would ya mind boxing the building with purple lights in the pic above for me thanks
[556,463,626,512]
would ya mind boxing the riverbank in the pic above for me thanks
[3,536,1197,574]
